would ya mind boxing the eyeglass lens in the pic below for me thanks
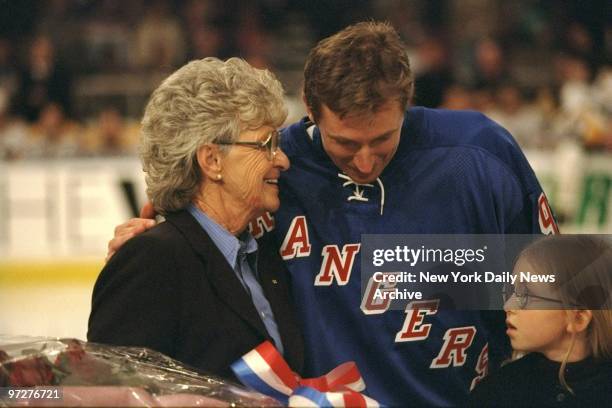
[267,131,279,159]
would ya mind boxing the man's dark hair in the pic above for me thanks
[303,21,414,122]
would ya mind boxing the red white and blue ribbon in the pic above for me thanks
[231,341,381,407]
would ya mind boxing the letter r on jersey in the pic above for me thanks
[314,244,361,286]
[248,212,275,238]
[430,326,477,368]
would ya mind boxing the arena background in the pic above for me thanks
[0,0,610,340]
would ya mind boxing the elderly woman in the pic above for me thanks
[88,58,303,379]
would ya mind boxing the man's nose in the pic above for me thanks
[353,148,375,174]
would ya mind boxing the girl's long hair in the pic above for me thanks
[516,235,612,393]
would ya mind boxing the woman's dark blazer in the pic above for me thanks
[88,209,304,380]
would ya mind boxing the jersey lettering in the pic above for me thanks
[361,272,400,315]
[248,212,275,238]
[538,193,559,235]
[395,299,439,342]
[279,216,312,259]
[314,244,361,286]
[430,326,476,368]
[470,343,489,391]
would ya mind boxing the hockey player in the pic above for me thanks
[108,22,557,406]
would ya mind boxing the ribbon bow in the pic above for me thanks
[231,341,380,407]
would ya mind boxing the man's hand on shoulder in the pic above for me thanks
[106,202,157,262]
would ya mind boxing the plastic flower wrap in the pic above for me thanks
[0,336,279,407]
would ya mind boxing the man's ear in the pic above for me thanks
[566,310,593,334]
[302,92,315,123]
[196,144,223,181]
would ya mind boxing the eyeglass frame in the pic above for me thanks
[502,286,581,309]
[214,130,280,160]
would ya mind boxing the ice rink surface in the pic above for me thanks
[0,260,100,340]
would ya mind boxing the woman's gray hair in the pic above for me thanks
[140,57,287,214]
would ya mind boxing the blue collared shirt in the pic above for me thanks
[187,204,284,354]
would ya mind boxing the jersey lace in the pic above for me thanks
[338,173,386,215]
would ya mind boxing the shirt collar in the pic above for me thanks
[187,203,257,268]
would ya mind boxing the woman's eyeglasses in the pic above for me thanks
[215,130,280,160]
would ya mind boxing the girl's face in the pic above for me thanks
[504,259,573,362]
[505,308,571,361]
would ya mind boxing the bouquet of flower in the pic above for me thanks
[0,336,279,407]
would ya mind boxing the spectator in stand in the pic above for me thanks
[0,88,29,160]
[187,25,222,60]
[133,0,186,70]
[486,84,546,148]
[182,0,226,59]
[413,36,454,108]
[554,54,609,150]
[26,102,79,158]
[591,67,612,151]
[439,84,472,110]
[592,67,612,114]
[81,107,139,156]
[182,0,220,35]
[79,0,134,73]
[557,54,593,115]
[471,37,510,91]
[471,87,496,113]
[12,35,72,122]
[36,0,81,72]
[563,22,598,72]
[236,6,272,69]
[0,37,16,85]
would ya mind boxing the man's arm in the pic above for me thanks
[106,202,157,261]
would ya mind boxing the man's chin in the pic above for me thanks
[346,172,380,184]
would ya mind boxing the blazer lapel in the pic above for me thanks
[165,211,271,341]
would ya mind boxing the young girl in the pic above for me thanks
[470,235,612,406]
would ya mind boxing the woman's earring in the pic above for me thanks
[216,174,222,180]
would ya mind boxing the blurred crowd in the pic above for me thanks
[0,0,610,160]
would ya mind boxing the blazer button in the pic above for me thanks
[556,392,566,403]
[272,279,278,285]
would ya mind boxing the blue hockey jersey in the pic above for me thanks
[251,107,557,406]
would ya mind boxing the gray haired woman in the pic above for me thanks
[88,58,304,380]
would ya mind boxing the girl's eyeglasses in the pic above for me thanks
[502,285,580,309]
